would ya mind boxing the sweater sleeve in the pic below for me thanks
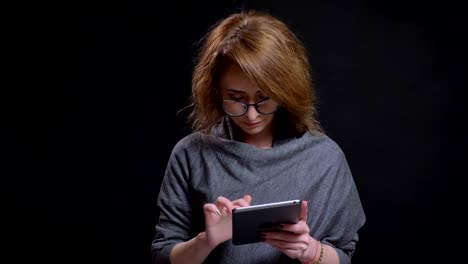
[316,151,366,264]
[151,140,194,263]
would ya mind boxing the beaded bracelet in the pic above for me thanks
[316,241,324,264]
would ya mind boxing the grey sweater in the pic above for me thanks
[152,118,366,264]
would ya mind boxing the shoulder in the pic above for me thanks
[304,132,345,157]
[296,132,349,169]
[303,133,356,186]
[171,131,204,156]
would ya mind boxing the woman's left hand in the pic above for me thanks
[260,200,318,262]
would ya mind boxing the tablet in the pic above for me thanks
[232,199,302,245]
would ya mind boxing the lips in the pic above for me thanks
[243,121,262,128]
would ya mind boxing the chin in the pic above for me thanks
[232,117,274,136]
[240,125,266,135]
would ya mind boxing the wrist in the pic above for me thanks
[301,237,322,264]
[196,231,217,251]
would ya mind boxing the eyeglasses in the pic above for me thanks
[221,99,279,117]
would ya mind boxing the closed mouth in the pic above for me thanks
[244,121,261,127]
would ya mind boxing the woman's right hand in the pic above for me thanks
[202,195,252,248]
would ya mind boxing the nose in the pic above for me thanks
[245,105,259,121]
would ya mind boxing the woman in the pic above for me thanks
[152,10,365,264]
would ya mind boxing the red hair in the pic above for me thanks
[189,10,321,135]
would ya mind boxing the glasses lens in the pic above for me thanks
[222,100,247,116]
[256,99,278,115]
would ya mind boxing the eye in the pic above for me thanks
[229,95,244,101]
[258,95,270,101]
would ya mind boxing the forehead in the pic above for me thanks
[219,63,261,94]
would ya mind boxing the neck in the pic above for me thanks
[244,134,273,149]
[240,126,274,149]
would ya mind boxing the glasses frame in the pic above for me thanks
[221,98,278,117]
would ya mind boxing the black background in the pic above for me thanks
[7,0,464,263]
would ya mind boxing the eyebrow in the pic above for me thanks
[227,88,265,95]
[226,88,246,93]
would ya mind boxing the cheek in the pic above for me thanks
[230,116,241,125]
[263,114,275,124]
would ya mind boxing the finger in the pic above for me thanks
[244,194,252,205]
[232,194,252,207]
[300,200,308,221]
[232,199,249,208]
[264,238,308,252]
[280,248,303,260]
[203,203,222,216]
[279,221,309,234]
[216,196,235,214]
[262,230,309,244]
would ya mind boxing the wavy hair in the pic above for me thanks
[188,10,321,135]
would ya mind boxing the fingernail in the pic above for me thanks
[215,209,221,216]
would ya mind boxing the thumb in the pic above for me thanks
[300,200,308,221]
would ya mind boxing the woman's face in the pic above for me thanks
[219,63,277,139]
